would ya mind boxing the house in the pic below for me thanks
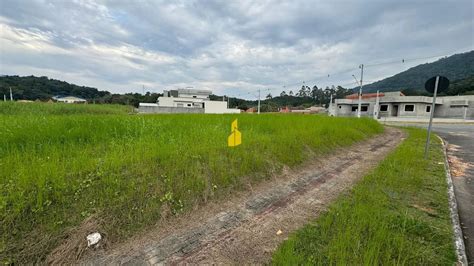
[138,89,240,114]
[53,96,87,104]
[331,91,474,120]
[246,107,257,113]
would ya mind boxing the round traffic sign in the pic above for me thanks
[425,76,449,93]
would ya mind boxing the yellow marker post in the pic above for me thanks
[228,119,242,147]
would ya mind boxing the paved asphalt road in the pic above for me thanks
[392,123,473,263]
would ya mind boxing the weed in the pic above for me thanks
[272,128,456,265]
[0,102,382,263]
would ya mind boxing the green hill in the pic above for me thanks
[0,75,161,106]
[0,75,110,100]
[363,50,474,93]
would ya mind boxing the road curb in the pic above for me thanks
[437,135,468,265]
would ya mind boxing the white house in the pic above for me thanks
[138,89,240,114]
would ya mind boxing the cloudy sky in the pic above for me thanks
[0,0,472,98]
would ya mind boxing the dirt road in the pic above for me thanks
[86,127,405,265]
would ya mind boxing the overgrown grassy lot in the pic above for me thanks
[0,102,382,263]
[272,128,456,265]
[0,101,133,115]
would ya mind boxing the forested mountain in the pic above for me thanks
[0,75,109,100]
[363,50,474,93]
[401,75,474,96]
[0,75,161,106]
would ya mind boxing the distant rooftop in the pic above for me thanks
[345,91,405,99]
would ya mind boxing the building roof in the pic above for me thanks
[176,89,212,95]
[54,96,87,102]
[345,91,405,99]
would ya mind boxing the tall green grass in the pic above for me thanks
[0,103,382,263]
[272,128,456,265]
[0,101,133,115]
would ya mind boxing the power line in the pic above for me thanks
[364,48,467,68]
[227,48,470,99]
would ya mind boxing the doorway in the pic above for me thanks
[392,105,399,117]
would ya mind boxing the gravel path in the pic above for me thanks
[86,127,405,265]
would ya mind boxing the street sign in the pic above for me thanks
[424,76,450,158]
[425,76,449,94]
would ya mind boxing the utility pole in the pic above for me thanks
[374,90,380,119]
[3,94,6,101]
[357,64,364,118]
[9,87,13,101]
[257,89,261,114]
[329,94,333,115]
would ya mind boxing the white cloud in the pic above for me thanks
[0,0,472,98]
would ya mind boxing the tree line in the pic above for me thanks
[0,75,162,107]
[226,85,354,111]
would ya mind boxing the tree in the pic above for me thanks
[280,91,287,97]
[289,90,294,96]
[311,85,318,99]
[266,93,272,99]
[335,85,353,99]
[297,85,308,97]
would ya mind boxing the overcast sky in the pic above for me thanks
[0,0,472,98]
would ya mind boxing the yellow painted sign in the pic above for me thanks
[228,119,242,147]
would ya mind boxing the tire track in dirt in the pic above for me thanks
[86,127,405,265]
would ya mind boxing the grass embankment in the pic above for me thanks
[0,102,382,263]
[273,128,456,265]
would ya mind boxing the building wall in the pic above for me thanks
[158,97,204,108]
[138,106,204,114]
[334,95,474,119]
[335,104,352,115]
[204,101,240,114]
[397,103,433,118]
[435,96,474,119]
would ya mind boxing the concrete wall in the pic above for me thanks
[435,96,474,119]
[204,101,240,114]
[138,101,240,114]
[158,97,204,108]
[138,106,204,114]
[397,103,433,118]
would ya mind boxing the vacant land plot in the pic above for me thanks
[0,102,382,263]
[272,128,456,265]
[0,101,133,115]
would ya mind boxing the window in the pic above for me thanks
[361,106,368,112]
[187,103,192,107]
[338,105,342,109]
[193,96,197,98]
[380,105,388,112]
[404,104,415,112]
[351,106,358,112]
[426,105,431,112]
